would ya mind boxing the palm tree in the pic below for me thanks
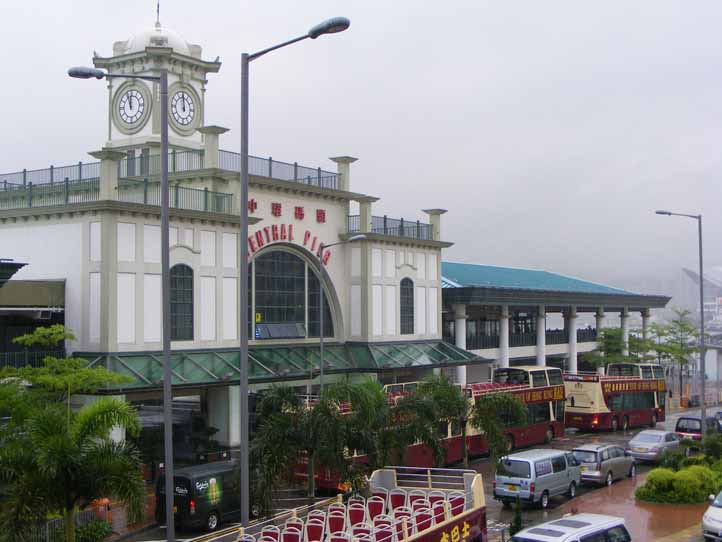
[416,375,472,467]
[0,397,145,542]
[471,392,527,464]
[253,386,347,501]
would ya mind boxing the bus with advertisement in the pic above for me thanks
[564,363,666,432]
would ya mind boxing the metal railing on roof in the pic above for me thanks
[347,214,433,240]
[1,150,338,190]
[0,178,99,209]
[218,150,337,189]
[118,178,234,214]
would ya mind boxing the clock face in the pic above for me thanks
[171,90,196,127]
[118,89,145,124]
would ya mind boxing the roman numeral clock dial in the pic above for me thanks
[119,89,145,124]
[171,91,195,126]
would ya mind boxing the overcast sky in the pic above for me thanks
[2,1,720,292]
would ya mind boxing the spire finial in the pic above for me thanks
[155,0,160,27]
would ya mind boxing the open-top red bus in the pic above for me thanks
[210,465,488,541]
[564,363,666,431]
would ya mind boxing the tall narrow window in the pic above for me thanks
[170,264,194,340]
[400,278,414,335]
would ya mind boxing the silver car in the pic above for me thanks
[627,429,681,462]
[572,444,635,486]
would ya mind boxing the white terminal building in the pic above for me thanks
[0,22,669,449]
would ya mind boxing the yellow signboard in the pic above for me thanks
[255,312,262,323]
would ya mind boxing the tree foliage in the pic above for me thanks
[649,308,699,397]
[471,392,527,464]
[0,398,145,542]
[416,375,472,467]
[581,327,656,369]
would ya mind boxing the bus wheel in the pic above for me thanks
[539,491,550,509]
[650,414,657,427]
[505,435,514,453]
[545,427,554,444]
[611,417,618,432]
[622,416,630,431]
[206,511,220,532]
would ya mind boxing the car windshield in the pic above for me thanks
[497,459,531,479]
[713,492,722,508]
[677,419,702,432]
[573,450,597,463]
[633,433,663,443]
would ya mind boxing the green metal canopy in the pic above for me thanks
[77,341,482,392]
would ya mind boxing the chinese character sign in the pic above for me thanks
[295,206,305,220]
[416,508,486,542]
[271,202,282,217]
[316,209,326,223]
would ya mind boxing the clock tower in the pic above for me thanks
[92,20,221,155]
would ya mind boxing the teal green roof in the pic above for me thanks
[441,261,631,295]
[76,341,481,392]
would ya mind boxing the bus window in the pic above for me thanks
[606,394,623,411]
[607,364,637,377]
[657,391,666,409]
[652,366,665,379]
[641,366,654,379]
[494,368,530,387]
[528,402,551,424]
[438,422,450,439]
[531,371,548,388]
[547,369,563,386]
[554,400,565,421]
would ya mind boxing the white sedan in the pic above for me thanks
[703,491,722,541]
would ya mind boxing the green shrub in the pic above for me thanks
[704,433,722,461]
[658,448,686,470]
[680,454,709,468]
[76,520,112,542]
[637,465,722,503]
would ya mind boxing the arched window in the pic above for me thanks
[170,264,194,340]
[251,250,334,339]
[400,278,414,335]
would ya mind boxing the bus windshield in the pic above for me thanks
[494,369,529,387]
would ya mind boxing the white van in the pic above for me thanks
[511,514,631,542]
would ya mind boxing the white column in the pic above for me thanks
[89,148,126,200]
[453,304,467,385]
[621,308,630,356]
[499,305,510,369]
[566,307,578,373]
[536,305,546,366]
[207,386,240,447]
[595,308,605,335]
[330,155,358,192]
[198,125,229,169]
[641,309,650,341]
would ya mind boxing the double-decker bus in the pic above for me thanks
[564,362,666,431]
[307,366,565,489]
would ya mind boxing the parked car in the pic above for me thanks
[627,429,682,462]
[493,449,581,509]
[511,513,630,542]
[572,443,635,486]
[675,416,721,442]
[703,490,722,541]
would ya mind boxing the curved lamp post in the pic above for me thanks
[69,66,175,542]
[239,17,350,526]
[655,209,706,426]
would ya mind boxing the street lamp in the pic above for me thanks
[69,67,175,542]
[238,17,350,527]
[317,235,366,392]
[655,209,707,425]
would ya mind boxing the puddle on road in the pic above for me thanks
[558,476,706,541]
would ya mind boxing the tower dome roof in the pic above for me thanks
[114,22,193,56]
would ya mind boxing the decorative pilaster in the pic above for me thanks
[422,209,447,241]
[88,148,126,200]
[198,125,229,169]
[330,156,357,192]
